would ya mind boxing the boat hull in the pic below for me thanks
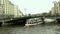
[25,24,37,27]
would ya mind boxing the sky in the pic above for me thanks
[9,0,60,15]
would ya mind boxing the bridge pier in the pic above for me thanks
[56,19,60,24]
[0,22,2,26]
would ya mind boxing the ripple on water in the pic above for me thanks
[0,23,60,34]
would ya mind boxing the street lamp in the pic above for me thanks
[24,8,27,15]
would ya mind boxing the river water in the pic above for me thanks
[0,23,60,34]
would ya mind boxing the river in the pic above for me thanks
[0,23,60,34]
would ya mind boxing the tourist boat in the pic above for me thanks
[25,20,37,26]
[25,18,55,26]
[25,23,37,27]
[25,18,42,26]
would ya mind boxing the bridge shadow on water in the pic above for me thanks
[1,21,60,28]
[3,22,60,27]
[2,24,25,28]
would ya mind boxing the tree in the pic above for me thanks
[42,12,48,16]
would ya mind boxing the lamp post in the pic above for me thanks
[24,8,27,15]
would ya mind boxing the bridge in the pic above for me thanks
[0,15,60,26]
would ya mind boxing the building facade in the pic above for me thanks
[50,7,55,15]
[50,1,60,15]
[0,0,23,18]
[14,6,23,18]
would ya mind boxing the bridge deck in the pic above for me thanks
[0,15,60,23]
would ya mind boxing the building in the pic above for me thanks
[0,0,5,15]
[50,7,55,15]
[0,0,23,18]
[50,1,60,15]
[14,6,23,18]
[0,0,14,18]
[17,9,23,17]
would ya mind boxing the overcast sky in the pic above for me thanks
[9,0,60,15]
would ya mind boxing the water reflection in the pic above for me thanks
[0,23,60,34]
